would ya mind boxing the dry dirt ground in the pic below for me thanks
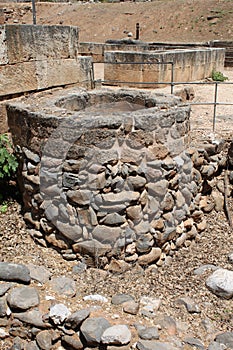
[1,0,233,43]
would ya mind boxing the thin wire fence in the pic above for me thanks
[92,61,233,133]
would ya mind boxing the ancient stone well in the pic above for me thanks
[7,87,201,268]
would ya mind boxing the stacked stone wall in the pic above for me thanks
[6,87,225,269]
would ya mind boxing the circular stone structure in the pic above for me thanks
[7,87,197,267]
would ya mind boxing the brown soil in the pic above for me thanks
[1,0,233,43]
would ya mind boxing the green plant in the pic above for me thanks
[0,133,18,180]
[211,70,229,82]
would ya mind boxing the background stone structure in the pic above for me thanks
[0,24,93,132]
[104,48,225,88]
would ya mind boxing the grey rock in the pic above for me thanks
[123,300,139,315]
[136,233,154,253]
[128,175,147,190]
[7,287,39,311]
[36,330,52,350]
[101,324,131,345]
[126,205,143,221]
[184,337,205,349]
[65,309,90,329]
[14,310,49,328]
[56,221,82,241]
[137,340,179,350]
[215,332,233,348]
[49,276,76,297]
[49,303,71,325]
[72,240,111,257]
[147,180,169,199]
[0,297,8,317]
[27,264,51,284]
[10,336,25,350]
[92,225,122,243]
[0,262,31,284]
[206,268,233,299]
[62,334,83,350]
[102,191,140,205]
[208,341,227,350]
[67,189,93,206]
[193,264,218,275]
[111,294,134,305]
[72,262,87,274]
[22,148,40,164]
[0,327,9,339]
[138,326,159,340]
[101,212,126,225]
[25,341,40,350]
[175,297,200,313]
[0,283,14,296]
[80,317,111,346]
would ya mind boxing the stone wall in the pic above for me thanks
[6,87,214,268]
[103,48,225,88]
[0,24,93,132]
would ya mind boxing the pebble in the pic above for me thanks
[123,300,140,315]
[205,268,233,299]
[101,324,131,345]
[0,262,31,284]
[49,304,71,325]
[49,277,76,297]
[175,297,200,313]
[138,326,160,340]
[83,294,108,303]
[7,287,40,311]
[65,309,90,329]
[80,317,111,346]
[111,294,134,305]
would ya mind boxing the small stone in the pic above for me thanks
[196,219,207,232]
[49,277,76,297]
[0,283,13,297]
[80,317,111,346]
[67,189,92,205]
[36,330,53,350]
[123,300,139,315]
[101,213,126,225]
[136,340,180,350]
[214,332,233,348]
[126,205,143,221]
[127,175,147,190]
[193,264,218,275]
[61,334,83,350]
[72,262,87,274]
[0,297,8,317]
[14,310,49,328]
[184,337,205,349]
[0,328,8,339]
[7,287,39,311]
[155,315,177,336]
[147,180,169,199]
[206,268,233,299]
[92,225,122,243]
[49,304,71,325]
[65,309,90,329]
[83,294,108,303]
[73,240,111,257]
[27,264,51,284]
[175,297,200,313]
[0,262,31,284]
[140,297,161,313]
[138,248,162,266]
[101,324,131,345]
[111,294,134,305]
[108,259,131,273]
[208,341,227,350]
[138,326,159,340]
[136,233,154,253]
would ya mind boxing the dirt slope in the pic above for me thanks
[1,0,233,43]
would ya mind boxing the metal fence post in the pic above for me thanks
[213,82,218,133]
[32,0,36,25]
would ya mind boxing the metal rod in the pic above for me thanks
[136,23,140,40]
[31,0,36,25]
[171,62,174,94]
[213,82,218,133]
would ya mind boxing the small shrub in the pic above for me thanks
[0,133,18,181]
[211,70,228,82]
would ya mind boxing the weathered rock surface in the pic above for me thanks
[206,268,233,299]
